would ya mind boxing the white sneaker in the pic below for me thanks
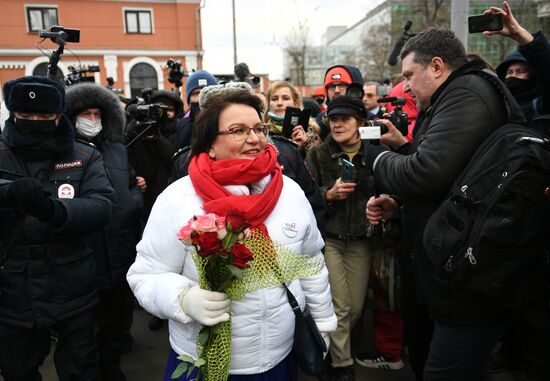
[355,353,405,370]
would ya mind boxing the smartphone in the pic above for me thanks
[340,158,355,183]
[468,13,503,33]
[282,106,310,139]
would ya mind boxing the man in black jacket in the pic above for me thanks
[364,28,525,380]
[66,83,144,381]
[0,76,115,380]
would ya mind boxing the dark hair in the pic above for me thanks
[400,27,467,70]
[190,91,263,158]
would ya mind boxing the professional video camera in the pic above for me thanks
[359,97,409,140]
[66,65,100,85]
[166,59,185,89]
[38,26,80,83]
[125,88,170,146]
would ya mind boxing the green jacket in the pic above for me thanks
[305,137,374,241]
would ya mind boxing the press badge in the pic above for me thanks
[282,222,298,238]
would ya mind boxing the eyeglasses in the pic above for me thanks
[327,83,349,91]
[216,123,269,140]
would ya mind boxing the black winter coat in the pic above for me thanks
[126,119,177,220]
[373,60,525,323]
[0,117,115,328]
[65,82,143,290]
[88,142,142,289]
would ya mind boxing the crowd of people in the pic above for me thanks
[0,1,549,381]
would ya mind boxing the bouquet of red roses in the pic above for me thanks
[173,212,254,380]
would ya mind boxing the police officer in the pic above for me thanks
[66,82,144,381]
[0,76,115,381]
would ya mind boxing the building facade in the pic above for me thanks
[0,0,204,101]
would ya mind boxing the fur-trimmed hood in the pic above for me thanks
[65,83,125,143]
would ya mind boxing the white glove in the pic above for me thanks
[180,285,231,326]
[322,332,331,359]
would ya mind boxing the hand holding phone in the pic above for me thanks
[340,158,355,183]
[282,107,310,139]
[468,13,503,33]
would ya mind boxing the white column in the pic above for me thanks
[104,55,118,81]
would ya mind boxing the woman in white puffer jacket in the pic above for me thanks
[127,88,336,381]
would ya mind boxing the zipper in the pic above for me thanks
[445,169,530,275]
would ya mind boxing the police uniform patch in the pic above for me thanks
[54,160,83,171]
[58,183,75,199]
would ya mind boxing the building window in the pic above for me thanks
[130,63,158,98]
[125,10,152,34]
[26,7,58,32]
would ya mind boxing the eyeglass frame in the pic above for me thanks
[326,83,349,91]
[216,123,270,140]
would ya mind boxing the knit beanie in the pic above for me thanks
[185,70,217,104]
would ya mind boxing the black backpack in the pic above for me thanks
[423,123,550,309]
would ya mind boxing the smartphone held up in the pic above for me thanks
[468,13,503,33]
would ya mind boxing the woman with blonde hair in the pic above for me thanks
[265,81,321,154]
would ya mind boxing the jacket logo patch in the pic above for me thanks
[54,160,83,170]
[58,183,75,199]
[282,222,298,238]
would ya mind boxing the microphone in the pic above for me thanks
[388,21,413,66]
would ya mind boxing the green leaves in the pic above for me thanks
[226,264,244,279]
[171,354,205,379]
[198,326,210,347]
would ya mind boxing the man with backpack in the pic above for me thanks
[363,27,528,380]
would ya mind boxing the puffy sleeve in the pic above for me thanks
[127,180,200,324]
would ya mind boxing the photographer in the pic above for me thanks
[0,76,115,380]
[316,65,364,140]
[126,90,180,221]
[364,28,525,380]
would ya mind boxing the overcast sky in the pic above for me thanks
[200,0,383,80]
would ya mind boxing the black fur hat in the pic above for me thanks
[65,83,125,143]
[3,75,66,114]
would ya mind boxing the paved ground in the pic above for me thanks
[1,308,530,381]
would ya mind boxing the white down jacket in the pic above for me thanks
[127,174,336,375]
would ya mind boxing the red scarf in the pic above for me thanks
[188,144,283,227]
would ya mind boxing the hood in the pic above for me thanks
[495,50,529,81]
[324,64,364,101]
[65,83,125,143]
[149,89,184,118]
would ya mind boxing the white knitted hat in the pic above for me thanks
[198,81,253,108]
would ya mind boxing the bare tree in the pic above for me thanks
[284,20,310,85]
[410,0,449,28]
[356,23,393,80]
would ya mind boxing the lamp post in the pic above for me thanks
[232,0,237,66]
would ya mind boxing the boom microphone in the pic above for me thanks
[388,21,413,66]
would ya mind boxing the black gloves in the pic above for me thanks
[8,178,54,220]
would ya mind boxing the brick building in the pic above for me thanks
[0,0,204,101]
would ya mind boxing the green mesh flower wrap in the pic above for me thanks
[192,229,324,381]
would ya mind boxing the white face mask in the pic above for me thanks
[75,116,102,138]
